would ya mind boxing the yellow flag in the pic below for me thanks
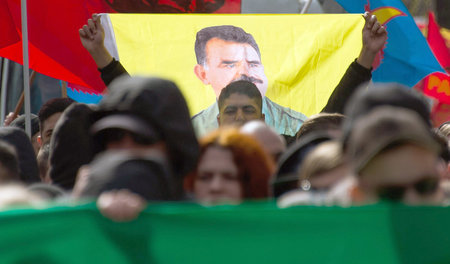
[109,14,363,116]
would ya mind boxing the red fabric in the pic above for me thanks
[424,72,450,105]
[427,12,450,69]
[0,0,241,95]
[0,0,20,49]
[422,12,450,124]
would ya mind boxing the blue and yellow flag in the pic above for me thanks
[107,14,363,117]
[335,0,445,87]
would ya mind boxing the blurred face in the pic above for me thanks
[358,144,444,205]
[218,93,264,127]
[31,133,40,155]
[254,130,285,163]
[195,38,268,98]
[194,146,242,204]
[101,128,166,155]
[40,112,62,145]
[307,164,350,191]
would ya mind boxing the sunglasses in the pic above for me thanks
[100,128,157,146]
[377,177,439,201]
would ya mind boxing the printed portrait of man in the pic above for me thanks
[97,14,370,138]
[191,25,307,137]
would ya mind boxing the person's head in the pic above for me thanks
[72,151,182,201]
[194,25,268,97]
[438,121,450,143]
[48,103,97,190]
[296,113,346,141]
[94,76,199,179]
[271,132,332,198]
[10,114,40,155]
[348,106,444,205]
[297,140,349,192]
[0,127,39,183]
[240,120,286,163]
[184,128,274,205]
[91,114,163,153]
[37,98,74,146]
[0,141,20,183]
[342,83,431,150]
[217,80,264,127]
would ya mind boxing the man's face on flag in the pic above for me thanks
[195,38,268,98]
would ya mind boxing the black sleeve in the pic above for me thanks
[98,58,130,86]
[320,60,372,114]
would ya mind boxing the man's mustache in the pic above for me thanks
[233,75,263,84]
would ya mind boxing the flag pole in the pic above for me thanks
[0,58,9,125]
[299,0,312,14]
[21,0,31,137]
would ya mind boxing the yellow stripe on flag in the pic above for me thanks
[109,14,363,116]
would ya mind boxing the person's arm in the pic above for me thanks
[79,14,129,86]
[321,12,387,114]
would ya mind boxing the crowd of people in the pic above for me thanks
[0,12,449,222]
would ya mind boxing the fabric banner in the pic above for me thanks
[108,14,363,116]
[335,0,445,88]
[421,12,450,123]
[1,202,450,263]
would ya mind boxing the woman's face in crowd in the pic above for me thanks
[194,146,242,204]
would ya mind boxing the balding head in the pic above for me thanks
[240,120,286,162]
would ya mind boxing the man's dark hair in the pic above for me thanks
[38,98,74,131]
[218,80,262,111]
[0,141,20,182]
[195,25,261,65]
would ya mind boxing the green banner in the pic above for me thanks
[0,201,449,263]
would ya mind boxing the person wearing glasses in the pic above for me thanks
[347,106,445,205]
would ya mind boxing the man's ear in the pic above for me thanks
[37,135,42,147]
[194,64,209,85]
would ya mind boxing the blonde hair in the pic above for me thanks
[297,140,345,183]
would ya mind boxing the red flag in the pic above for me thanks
[0,0,20,49]
[0,0,241,95]
[422,12,450,124]
[427,12,450,69]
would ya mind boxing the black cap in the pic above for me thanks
[77,151,183,201]
[91,114,160,141]
[271,132,332,198]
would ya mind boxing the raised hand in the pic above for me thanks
[357,12,388,69]
[79,14,113,69]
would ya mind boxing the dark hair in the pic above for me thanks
[38,98,74,132]
[296,113,346,140]
[218,80,262,111]
[0,141,20,182]
[195,25,261,65]
[432,128,450,162]
[438,121,450,138]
